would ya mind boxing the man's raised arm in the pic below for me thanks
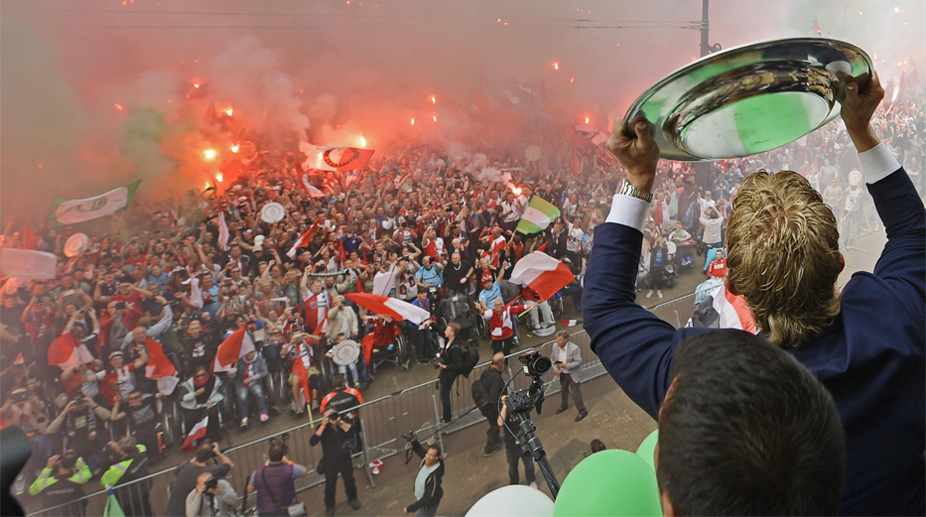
[582,116,693,419]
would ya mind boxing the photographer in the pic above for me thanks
[474,353,505,456]
[497,395,537,489]
[185,472,238,517]
[402,433,444,517]
[437,322,463,424]
[45,393,112,473]
[28,451,92,516]
[310,407,361,516]
[246,441,309,516]
[165,441,235,517]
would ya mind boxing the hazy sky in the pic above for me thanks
[2,0,923,215]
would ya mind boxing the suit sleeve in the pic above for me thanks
[582,196,684,420]
[860,145,926,340]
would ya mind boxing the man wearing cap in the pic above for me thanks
[102,348,148,408]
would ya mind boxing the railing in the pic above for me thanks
[23,296,690,517]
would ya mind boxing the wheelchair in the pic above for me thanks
[437,292,486,344]
[366,322,413,373]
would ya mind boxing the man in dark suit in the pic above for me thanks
[584,70,924,516]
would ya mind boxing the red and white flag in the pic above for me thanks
[1,249,57,279]
[212,326,255,373]
[287,216,324,259]
[47,332,95,371]
[300,143,375,172]
[561,319,579,328]
[143,338,179,395]
[301,174,326,198]
[509,252,575,302]
[345,293,431,325]
[181,415,209,453]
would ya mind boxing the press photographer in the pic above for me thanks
[246,438,309,516]
[185,472,238,517]
[310,408,361,516]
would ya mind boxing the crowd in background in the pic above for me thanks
[1,89,922,515]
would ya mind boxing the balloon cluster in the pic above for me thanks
[465,429,662,517]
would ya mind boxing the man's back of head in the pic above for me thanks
[726,171,842,347]
[657,330,845,516]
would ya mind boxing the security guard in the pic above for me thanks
[100,437,152,517]
[28,451,91,516]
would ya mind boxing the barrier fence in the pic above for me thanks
[24,293,697,516]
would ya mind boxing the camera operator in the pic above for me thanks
[28,451,92,516]
[497,395,537,489]
[402,433,445,517]
[310,407,361,516]
[437,322,463,424]
[165,441,235,517]
[246,441,309,516]
[45,393,112,473]
[185,471,238,517]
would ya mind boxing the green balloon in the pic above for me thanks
[554,449,662,517]
[635,429,659,472]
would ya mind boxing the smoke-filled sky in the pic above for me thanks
[2,0,923,218]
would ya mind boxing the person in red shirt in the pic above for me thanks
[110,284,145,330]
[706,249,727,279]
[478,297,527,356]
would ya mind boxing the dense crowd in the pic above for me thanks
[1,87,922,516]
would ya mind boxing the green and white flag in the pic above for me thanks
[515,196,560,235]
[51,180,140,225]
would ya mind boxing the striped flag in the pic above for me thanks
[509,252,575,302]
[287,216,324,258]
[516,196,561,235]
[181,415,209,453]
[561,319,579,327]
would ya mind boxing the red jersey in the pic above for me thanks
[707,258,727,278]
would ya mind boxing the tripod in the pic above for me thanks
[513,412,561,498]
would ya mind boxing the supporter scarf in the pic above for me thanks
[65,406,97,441]
[194,375,216,405]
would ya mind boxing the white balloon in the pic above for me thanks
[465,485,554,517]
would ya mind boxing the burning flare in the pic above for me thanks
[231,145,239,153]
[193,83,200,88]
[203,149,217,160]
[431,96,436,104]
[225,108,233,116]
[359,135,367,147]
[553,62,559,70]
[114,103,124,110]
[411,118,415,125]
[215,173,223,183]
[585,117,589,124]
[509,185,523,196]
[432,115,438,122]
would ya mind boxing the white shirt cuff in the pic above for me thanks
[858,142,901,184]
[605,194,650,233]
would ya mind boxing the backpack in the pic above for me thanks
[471,375,491,410]
[460,342,480,378]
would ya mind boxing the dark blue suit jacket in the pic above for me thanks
[584,168,925,516]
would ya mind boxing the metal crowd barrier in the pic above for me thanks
[22,317,677,516]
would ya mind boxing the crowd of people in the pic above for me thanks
[1,68,922,516]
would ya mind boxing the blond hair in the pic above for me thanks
[726,171,841,347]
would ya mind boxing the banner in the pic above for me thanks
[51,181,141,225]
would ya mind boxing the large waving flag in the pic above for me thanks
[212,326,255,373]
[301,174,327,198]
[48,332,95,371]
[181,415,209,453]
[300,143,375,172]
[345,293,431,325]
[51,181,141,225]
[516,196,561,235]
[509,251,575,302]
[143,338,179,395]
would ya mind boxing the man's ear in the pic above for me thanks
[838,252,845,274]
[661,491,675,517]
